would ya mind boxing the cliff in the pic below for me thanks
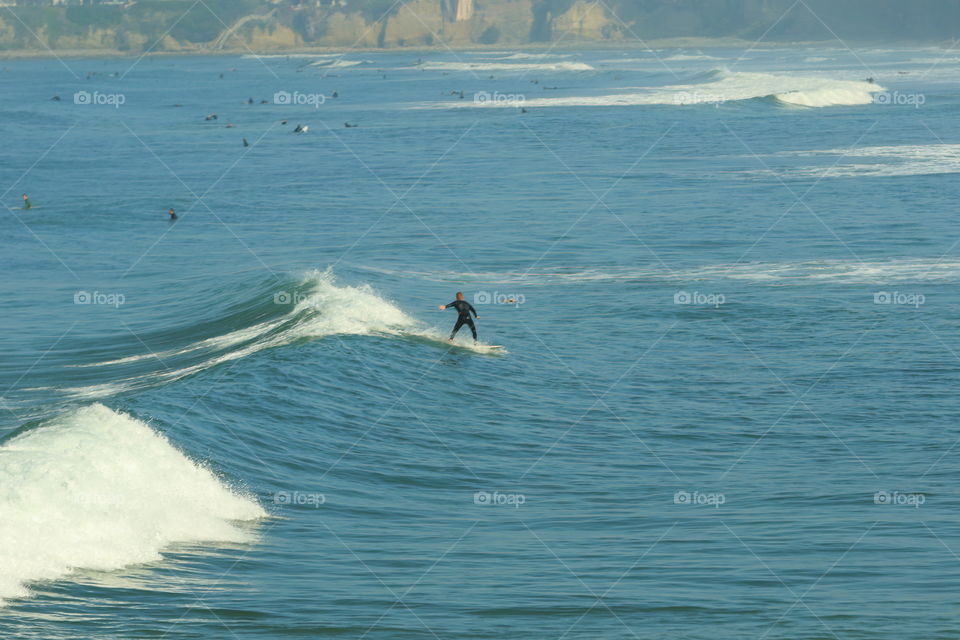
[0,0,956,55]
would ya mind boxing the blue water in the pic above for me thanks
[2,46,960,639]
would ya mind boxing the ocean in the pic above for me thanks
[1,45,959,639]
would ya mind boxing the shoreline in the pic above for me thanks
[0,38,952,62]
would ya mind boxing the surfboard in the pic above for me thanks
[451,342,506,355]
[398,331,506,355]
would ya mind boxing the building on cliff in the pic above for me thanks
[454,0,474,22]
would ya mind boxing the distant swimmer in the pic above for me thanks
[205,113,218,121]
[22,194,31,210]
[344,122,357,128]
[243,137,250,147]
[167,207,177,221]
[439,292,479,342]
[294,124,309,134]
[332,91,339,98]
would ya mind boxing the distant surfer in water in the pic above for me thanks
[439,292,479,342]
[167,208,177,221]
[21,194,31,210]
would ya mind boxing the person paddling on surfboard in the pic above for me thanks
[439,292,479,343]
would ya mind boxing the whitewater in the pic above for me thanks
[2,45,959,640]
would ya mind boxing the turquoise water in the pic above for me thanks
[2,47,960,639]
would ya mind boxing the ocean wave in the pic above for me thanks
[494,53,573,60]
[242,53,341,59]
[309,59,368,69]
[413,60,594,72]
[664,54,722,61]
[775,144,960,178]
[59,270,501,400]
[0,404,265,606]
[443,69,882,109]
[354,259,960,285]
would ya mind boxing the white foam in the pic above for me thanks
[664,54,722,61]
[309,59,368,69]
[777,144,960,178]
[0,404,265,606]
[60,270,455,399]
[413,60,593,72]
[446,70,882,108]
[354,259,960,285]
[774,86,877,107]
[242,53,342,59]
[494,52,573,60]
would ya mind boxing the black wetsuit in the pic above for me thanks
[446,300,478,341]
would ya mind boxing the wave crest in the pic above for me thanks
[0,404,265,606]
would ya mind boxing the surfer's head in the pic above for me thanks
[455,292,464,300]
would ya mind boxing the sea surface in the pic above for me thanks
[1,45,959,639]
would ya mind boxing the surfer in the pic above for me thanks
[439,292,479,342]
[167,207,177,221]
[22,194,31,210]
